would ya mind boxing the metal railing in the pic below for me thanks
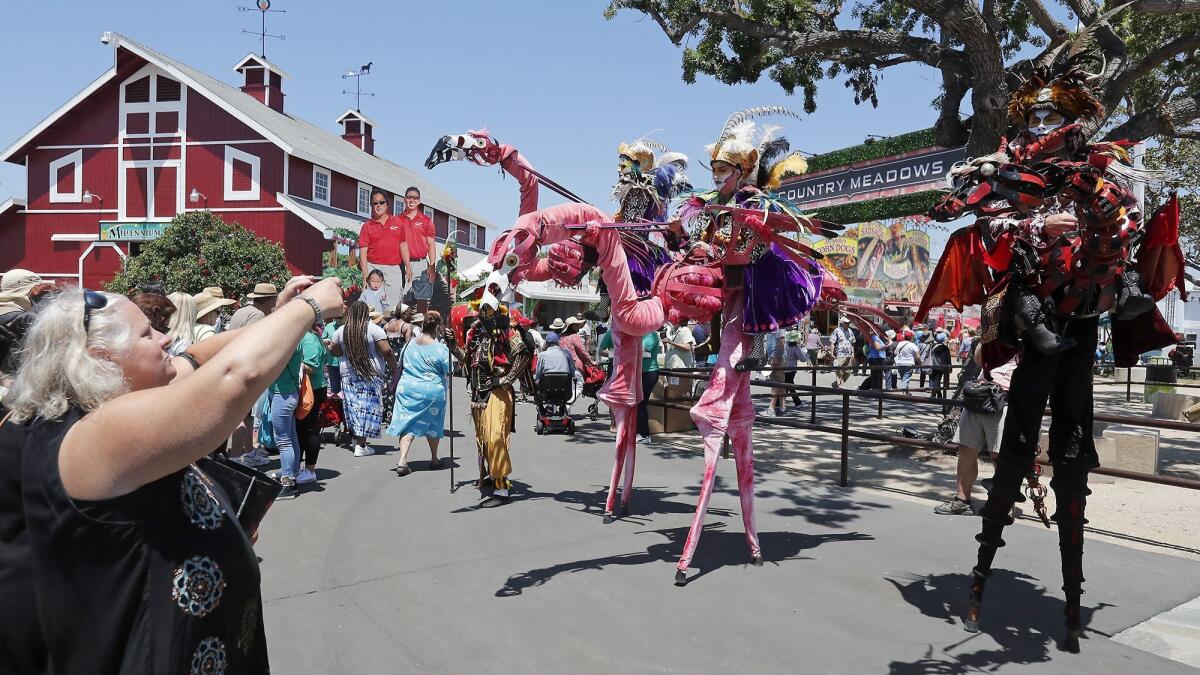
[649,365,1200,491]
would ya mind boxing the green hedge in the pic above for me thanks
[812,190,942,225]
[805,128,940,174]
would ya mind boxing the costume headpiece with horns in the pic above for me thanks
[1008,66,1105,125]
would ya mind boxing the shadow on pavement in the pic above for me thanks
[495,523,873,597]
[885,570,1114,673]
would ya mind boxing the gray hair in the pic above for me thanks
[4,289,133,422]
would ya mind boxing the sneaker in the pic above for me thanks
[934,496,975,516]
[772,407,785,417]
[276,479,298,500]
[636,435,652,445]
[296,467,317,484]
[354,445,375,457]
[238,452,270,468]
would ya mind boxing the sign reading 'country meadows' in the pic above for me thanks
[778,146,967,205]
[98,221,167,242]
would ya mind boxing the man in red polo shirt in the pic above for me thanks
[398,186,438,303]
[358,188,406,311]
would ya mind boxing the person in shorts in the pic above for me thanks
[935,354,1017,516]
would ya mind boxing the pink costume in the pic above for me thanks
[656,108,836,585]
[425,131,683,521]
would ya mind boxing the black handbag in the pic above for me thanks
[196,455,282,533]
[962,379,1007,414]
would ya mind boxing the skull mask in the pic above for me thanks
[1027,107,1066,139]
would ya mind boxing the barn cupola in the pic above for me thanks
[233,53,289,113]
[336,109,376,155]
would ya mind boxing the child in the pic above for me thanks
[360,269,389,315]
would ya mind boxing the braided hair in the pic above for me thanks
[344,300,378,379]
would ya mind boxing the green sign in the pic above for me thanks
[99,221,167,242]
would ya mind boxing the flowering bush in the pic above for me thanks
[107,211,290,300]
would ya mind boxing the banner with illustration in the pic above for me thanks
[799,218,933,302]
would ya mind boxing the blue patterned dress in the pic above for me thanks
[386,340,450,439]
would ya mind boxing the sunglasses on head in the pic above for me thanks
[83,289,108,331]
[371,200,387,206]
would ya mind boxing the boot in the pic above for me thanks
[1114,270,1154,319]
[1012,290,1075,354]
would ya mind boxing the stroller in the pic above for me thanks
[535,372,576,435]
[580,363,608,421]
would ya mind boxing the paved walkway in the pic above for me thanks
[255,377,1200,673]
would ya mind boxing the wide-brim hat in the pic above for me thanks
[0,268,44,305]
[563,316,585,330]
[202,286,225,299]
[193,291,235,318]
[246,282,278,299]
[548,318,566,331]
[785,330,801,343]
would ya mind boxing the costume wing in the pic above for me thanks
[915,225,999,322]
[1137,194,1188,301]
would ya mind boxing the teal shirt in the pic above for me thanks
[270,348,304,395]
[321,322,340,369]
[299,331,328,389]
[598,329,660,372]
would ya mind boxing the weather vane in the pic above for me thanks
[239,0,285,59]
[342,63,375,111]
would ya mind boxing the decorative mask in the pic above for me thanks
[711,161,741,194]
[1027,108,1066,138]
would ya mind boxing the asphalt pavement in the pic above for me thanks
[255,378,1200,674]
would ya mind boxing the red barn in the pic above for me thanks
[0,32,493,289]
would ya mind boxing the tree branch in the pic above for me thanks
[1020,0,1069,40]
[694,6,968,73]
[1130,0,1200,12]
[1108,36,1200,100]
[1105,93,1200,140]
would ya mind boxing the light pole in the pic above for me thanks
[188,188,209,209]
[82,190,104,239]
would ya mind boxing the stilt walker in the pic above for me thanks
[916,63,1187,651]
[425,130,688,521]
[656,108,841,585]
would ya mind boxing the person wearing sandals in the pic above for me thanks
[5,276,343,674]
[387,311,451,476]
[329,301,397,457]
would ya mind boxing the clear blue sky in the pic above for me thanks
[0,0,955,239]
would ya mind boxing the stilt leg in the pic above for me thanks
[676,421,724,578]
[605,404,636,522]
[1051,464,1091,653]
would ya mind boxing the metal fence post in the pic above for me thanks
[810,366,817,424]
[877,392,884,419]
[1126,367,1132,402]
[840,393,850,487]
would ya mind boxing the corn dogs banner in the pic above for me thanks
[800,218,933,302]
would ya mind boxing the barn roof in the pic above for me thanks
[1,32,493,231]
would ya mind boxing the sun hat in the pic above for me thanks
[563,316,585,330]
[245,282,278,299]
[202,286,225,299]
[839,316,850,324]
[0,269,45,313]
[785,330,802,343]
[193,291,235,319]
[885,329,896,339]
[548,318,566,331]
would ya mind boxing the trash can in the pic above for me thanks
[1145,364,1177,401]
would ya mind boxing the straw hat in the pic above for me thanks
[245,282,278,299]
[193,291,235,319]
[563,316,585,330]
[548,318,566,331]
[202,286,225,299]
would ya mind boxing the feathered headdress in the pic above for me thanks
[707,106,798,181]
[754,125,810,190]
[1008,66,1104,124]
[618,133,663,174]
